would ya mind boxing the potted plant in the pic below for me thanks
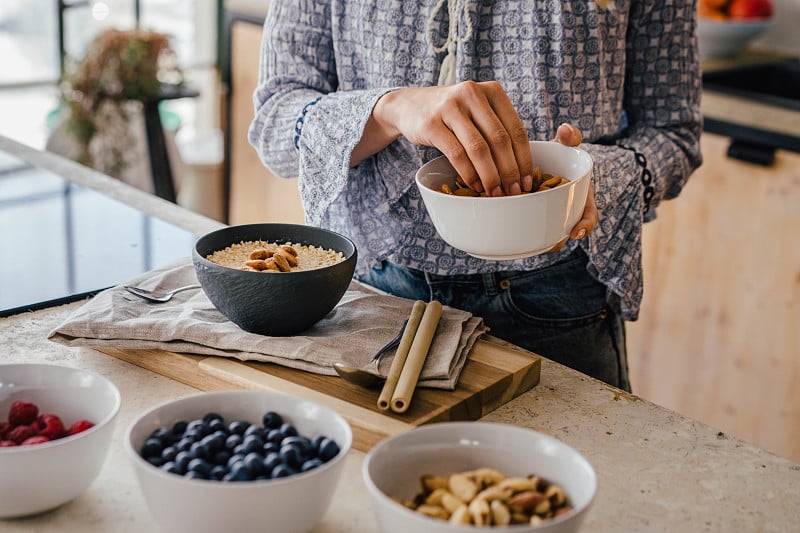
[58,28,183,177]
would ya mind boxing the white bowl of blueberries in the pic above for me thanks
[124,390,352,533]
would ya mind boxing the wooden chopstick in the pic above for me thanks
[390,300,443,413]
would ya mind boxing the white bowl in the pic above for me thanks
[363,422,596,533]
[0,363,121,518]
[125,390,353,533]
[415,141,592,260]
[697,18,774,59]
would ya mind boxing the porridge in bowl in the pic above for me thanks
[206,240,345,273]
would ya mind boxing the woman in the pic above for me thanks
[248,0,703,392]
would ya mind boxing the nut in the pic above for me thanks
[249,248,274,260]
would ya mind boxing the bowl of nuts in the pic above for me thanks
[0,363,121,518]
[192,223,357,336]
[415,141,592,261]
[125,390,353,533]
[363,421,596,532]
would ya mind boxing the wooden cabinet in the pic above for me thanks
[627,133,800,461]
[226,16,304,225]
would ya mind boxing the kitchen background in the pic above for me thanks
[0,0,797,462]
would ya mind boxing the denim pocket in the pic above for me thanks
[495,251,608,328]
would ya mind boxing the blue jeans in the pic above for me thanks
[357,249,631,392]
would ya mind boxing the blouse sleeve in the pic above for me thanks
[246,0,394,225]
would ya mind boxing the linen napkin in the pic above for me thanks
[47,260,487,390]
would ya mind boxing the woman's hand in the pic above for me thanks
[356,81,534,197]
[547,123,598,252]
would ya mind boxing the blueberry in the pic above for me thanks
[208,418,227,434]
[242,435,264,454]
[184,470,207,480]
[186,419,209,438]
[271,464,295,479]
[201,433,225,453]
[161,446,178,462]
[187,458,211,477]
[172,420,188,436]
[280,423,298,438]
[209,465,228,480]
[146,455,166,467]
[225,434,243,450]
[233,443,247,455]
[243,452,264,475]
[183,430,204,443]
[262,411,283,430]
[174,451,192,473]
[279,444,303,468]
[227,453,245,469]
[282,435,312,456]
[263,441,279,455]
[189,441,211,461]
[175,437,194,453]
[228,420,251,435]
[311,434,326,451]
[203,412,224,424]
[255,475,270,481]
[228,462,253,481]
[212,450,231,466]
[317,437,340,462]
[244,424,265,439]
[262,451,281,473]
[266,428,283,444]
[141,437,164,459]
[301,458,324,472]
[160,461,181,474]
[150,426,176,444]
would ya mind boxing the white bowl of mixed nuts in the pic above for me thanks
[415,141,592,261]
[363,422,596,532]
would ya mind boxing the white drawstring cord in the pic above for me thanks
[425,0,473,86]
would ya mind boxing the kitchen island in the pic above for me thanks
[2,136,799,532]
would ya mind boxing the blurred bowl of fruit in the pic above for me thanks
[125,390,353,533]
[0,363,121,518]
[697,0,774,59]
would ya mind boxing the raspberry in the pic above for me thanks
[0,421,11,439]
[8,401,38,426]
[68,419,95,435]
[0,440,17,447]
[21,435,50,446]
[37,414,66,440]
[6,424,38,444]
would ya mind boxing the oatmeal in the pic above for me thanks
[206,240,345,272]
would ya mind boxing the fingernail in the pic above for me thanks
[509,182,521,196]
[474,182,484,193]
[491,186,504,197]
[522,175,533,191]
[575,228,587,239]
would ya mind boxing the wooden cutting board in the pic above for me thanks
[99,336,540,452]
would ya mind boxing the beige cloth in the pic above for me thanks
[47,260,487,390]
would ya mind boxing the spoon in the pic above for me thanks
[123,284,202,303]
[333,319,408,388]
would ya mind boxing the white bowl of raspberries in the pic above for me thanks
[124,390,353,533]
[0,363,121,518]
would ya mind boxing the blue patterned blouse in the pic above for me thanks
[248,0,703,320]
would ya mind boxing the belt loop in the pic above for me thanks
[482,272,497,296]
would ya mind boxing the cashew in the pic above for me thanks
[448,504,472,525]
[490,500,511,526]
[416,504,449,520]
[421,474,449,492]
[248,248,273,260]
[468,497,491,526]
[449,473,478,502]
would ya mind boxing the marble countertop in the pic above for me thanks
[2,136,799,532]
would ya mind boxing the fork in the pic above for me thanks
[123,284,202,303]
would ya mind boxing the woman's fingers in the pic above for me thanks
[570,182,598,240]
[554,123,583,147]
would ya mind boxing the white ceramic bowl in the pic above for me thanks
[125,390,353,533]
[0,363,121,518]
[697,18,774,59]
[415,141,592,260]
[363,422,596,533]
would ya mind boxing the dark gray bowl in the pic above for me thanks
[192,223,357,336]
